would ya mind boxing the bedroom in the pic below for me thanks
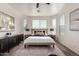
[0,3,79,56]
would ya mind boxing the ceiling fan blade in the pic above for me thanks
[46,3,50,5]
[36,3,39,8]
[36,3,50,8]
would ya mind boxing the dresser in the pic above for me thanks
[0,34,23,53]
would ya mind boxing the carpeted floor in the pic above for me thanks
[9,43,65,56]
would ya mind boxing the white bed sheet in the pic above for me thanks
[24,36,55,45]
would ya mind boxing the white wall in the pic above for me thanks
[0,3,23,37]
[57,3,79,54]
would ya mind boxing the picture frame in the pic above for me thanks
[70,8,79,31]
[0,11,15,31]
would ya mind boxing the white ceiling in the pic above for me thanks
[8,3,65,16]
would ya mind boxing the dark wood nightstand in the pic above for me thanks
[24,34,31,39]
[48,35,57,40]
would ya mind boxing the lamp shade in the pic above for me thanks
[25,28,30,31]
[50,28,54,31]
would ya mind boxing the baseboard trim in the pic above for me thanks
[55,40,79,56]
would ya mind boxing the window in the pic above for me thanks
[24,19,27,29]
[52,18,56,35]
[59,15,65,35]
[32,20,47,29]
[32,20,39,29]
[60,15,65,26]
[40,20,47,28]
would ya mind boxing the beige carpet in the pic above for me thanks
[9,43,65,56]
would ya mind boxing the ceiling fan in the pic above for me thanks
[36,3,51,8]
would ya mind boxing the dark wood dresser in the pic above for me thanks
[0,34,23,54]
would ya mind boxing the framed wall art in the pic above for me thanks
[0,11,15,32]
[70,8,79,31]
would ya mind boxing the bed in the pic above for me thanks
[23,36,55,48]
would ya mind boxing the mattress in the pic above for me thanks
[24,36,55,45]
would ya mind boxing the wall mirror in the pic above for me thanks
[0,11,15,31]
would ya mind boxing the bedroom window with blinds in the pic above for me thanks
[59,15,65,35]
[24,19,27,29]
[32,20,39,29]
[40,20,47,28]
[32,20,47,29]
[52,18,56,35]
